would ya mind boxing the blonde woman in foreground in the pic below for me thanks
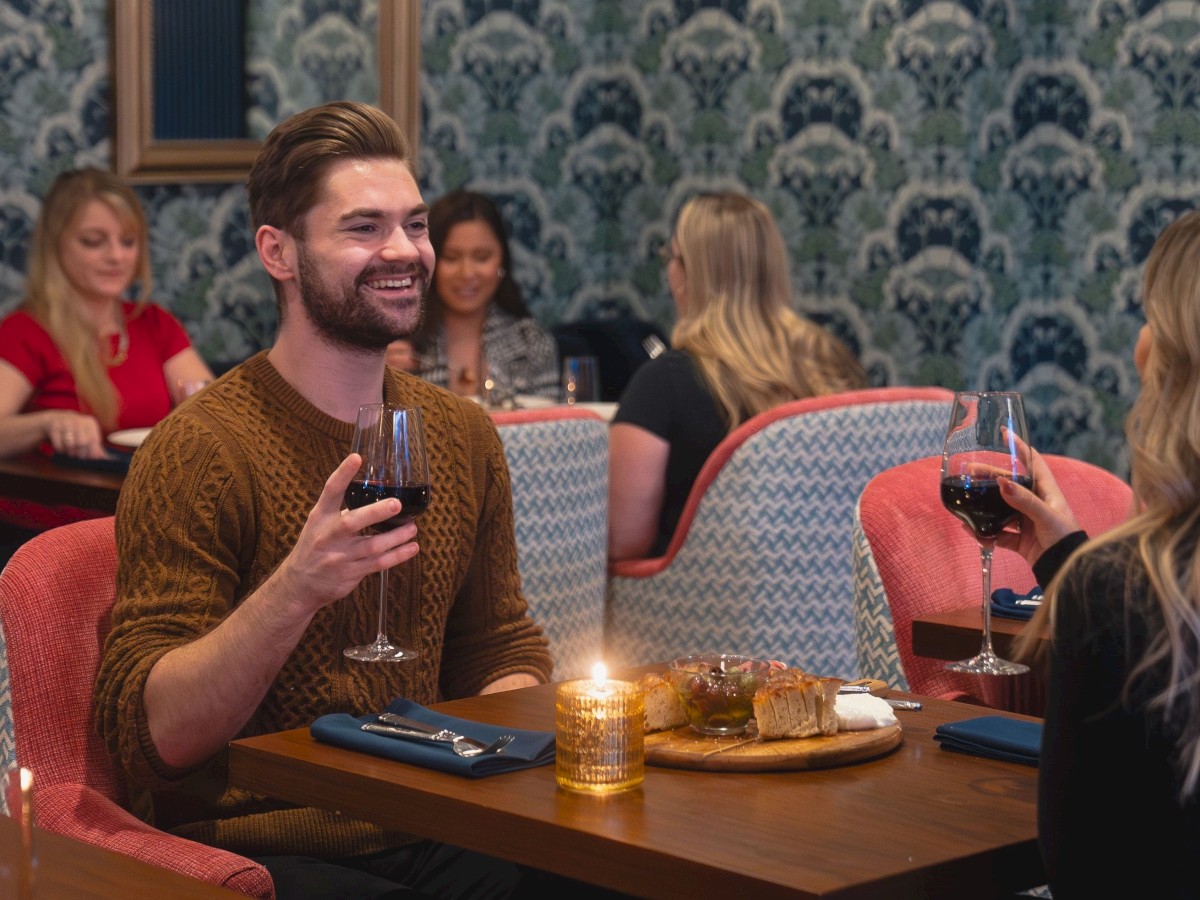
[608,192,867,559]
[999,209,1200,898]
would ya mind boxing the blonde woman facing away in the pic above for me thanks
[999,209,1200,898]
[608,192,867,560]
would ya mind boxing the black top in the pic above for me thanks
[612,350,728,556]
[1034,531,1200,898]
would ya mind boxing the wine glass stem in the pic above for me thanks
[979,543,996,657]
[375,567,389,645]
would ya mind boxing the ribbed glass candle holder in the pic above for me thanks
[555,678,644,793]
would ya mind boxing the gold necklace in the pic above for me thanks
[105,313,129,366]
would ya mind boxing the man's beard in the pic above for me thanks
[295,243,427,352]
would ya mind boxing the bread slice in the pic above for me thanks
[753,668,844,740]
[640,672,688,733]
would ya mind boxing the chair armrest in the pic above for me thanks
[34,782,274,898]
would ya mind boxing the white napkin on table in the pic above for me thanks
[835,694,898,731]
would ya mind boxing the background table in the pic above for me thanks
[230,677,1045,899]
[0,454,125,515]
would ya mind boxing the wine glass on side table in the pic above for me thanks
[939,390,1032,676]
[343,403,431,662]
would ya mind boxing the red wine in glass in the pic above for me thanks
[344,482,431,530]
[939,391,1033,676]
[940,474,1033,541]
[344,404,430,663]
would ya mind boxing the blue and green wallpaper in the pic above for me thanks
[5,0,1198,473]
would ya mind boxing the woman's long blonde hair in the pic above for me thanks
[1039,209,1200,799]
[670,193,866,429]
[24,169,151,428]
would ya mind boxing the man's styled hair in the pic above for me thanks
[246,100,414,239]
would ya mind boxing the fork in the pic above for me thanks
[374,712,515,756]
[642,334,666,359]
[362,722,515,757]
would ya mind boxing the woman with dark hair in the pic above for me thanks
[387,189,559,400]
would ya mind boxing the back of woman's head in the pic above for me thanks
[28,167,152,315]
[673,192,791,324]
[1128,209,1200,516]
[671,192,866,426]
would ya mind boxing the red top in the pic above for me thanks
[0,301,192,429]
[0,301,194,530]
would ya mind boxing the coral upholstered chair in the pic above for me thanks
[0,516,274,897]
[492,407,608,679]
[604,387,955,676]
[852,454,1132,710]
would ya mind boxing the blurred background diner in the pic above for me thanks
[386,188,560,401]
[608,192,868,560]
[0,167,212,562]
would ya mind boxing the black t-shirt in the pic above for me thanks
[612,350,728,556]
[1034,533,1200,898]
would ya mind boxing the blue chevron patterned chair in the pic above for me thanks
[852,453,1132,712]
[493,407,608,680]
[603,387,955,676]
[0,516,274,895]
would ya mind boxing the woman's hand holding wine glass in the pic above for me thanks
[939,391,1032,676]
[342,403,432,662]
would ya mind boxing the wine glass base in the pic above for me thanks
[945,653,1029,676]
[344,642,418,663]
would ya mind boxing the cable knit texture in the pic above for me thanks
[94,351,552,858]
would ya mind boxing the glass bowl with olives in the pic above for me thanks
[666,653,771,736]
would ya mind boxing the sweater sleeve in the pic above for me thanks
[95,411,253,787]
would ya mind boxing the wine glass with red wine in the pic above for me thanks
[939,391,1032,676]
[344,403,431,662]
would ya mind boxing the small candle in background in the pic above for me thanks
[555,663,644,793]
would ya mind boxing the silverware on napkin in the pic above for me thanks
[365,712,513,756]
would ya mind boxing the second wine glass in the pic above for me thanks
[939,390,1032,676]
[344,403,431,662]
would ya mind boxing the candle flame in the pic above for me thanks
[591,662,608,687]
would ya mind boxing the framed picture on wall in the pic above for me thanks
[111,0,420,184]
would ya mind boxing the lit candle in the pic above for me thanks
[555,662,644,793]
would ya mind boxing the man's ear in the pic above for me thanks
[256,225,297,282]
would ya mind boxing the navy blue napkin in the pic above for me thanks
[310,698,555,778]
[990,586,1043,621]
[933,715,1041,766]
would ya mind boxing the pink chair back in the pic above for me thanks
[0,517,273,896]
[853,454,1132,708]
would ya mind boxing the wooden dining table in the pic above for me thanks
[0,453,126,515]
[229,674,1046,899]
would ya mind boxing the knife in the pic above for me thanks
[375,713,495,752]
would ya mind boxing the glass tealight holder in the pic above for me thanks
[555,678,644,793]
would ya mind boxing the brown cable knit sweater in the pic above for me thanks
[94,351,552,858]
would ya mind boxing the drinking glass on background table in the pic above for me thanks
[343,404,431,662]
[562,355,599,404]
[939,390,1032,676]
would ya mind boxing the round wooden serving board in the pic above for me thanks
[645,721,902,772]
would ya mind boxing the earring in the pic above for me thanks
[497,267,506,278]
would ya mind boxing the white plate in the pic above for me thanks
[107,427,153,450]
[513,394,557,409]
[574,402,618,420]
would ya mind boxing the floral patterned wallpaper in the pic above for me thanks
[4,0,1197,472]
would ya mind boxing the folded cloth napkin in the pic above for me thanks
[310,698,555,778]
[990,586,1043,621]
[933,715,1041,766]
[835,694,898,731]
